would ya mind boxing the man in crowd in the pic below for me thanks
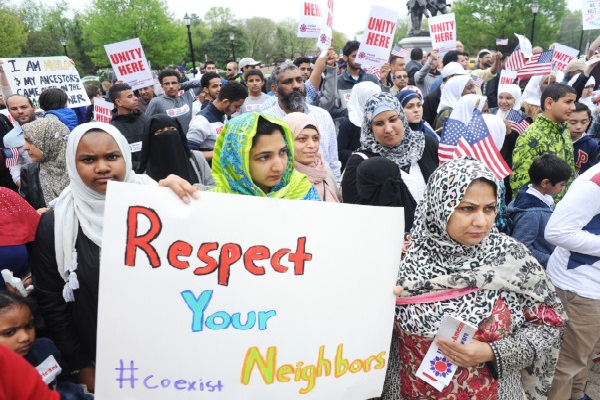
[197,71,222,112]
[2,95,35,187]
[472,49,493,70]
[137,84,156,114]
[225,61,240,81]
[204,60,218,73]
[406,48,424,85]
[390,70,409,96]
[293,57,312,83]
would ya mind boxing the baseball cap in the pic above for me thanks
[239,58,260,69]
[477,49,491,58]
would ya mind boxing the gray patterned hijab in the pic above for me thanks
[360,92,425,171]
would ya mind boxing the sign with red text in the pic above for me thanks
[298,0,323,38]
[0,57,90,108]
[317,0,334,52]
[583,1,600,30]
[95,182,403,399]
[499,69,517,85]
[355,6,398,69]
[427,13,456,56]
[552,44,580,72]
[104,38,153,90]
[93,98,114,123]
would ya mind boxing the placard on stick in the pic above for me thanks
[104,38,153,90]
[95,183,403,399]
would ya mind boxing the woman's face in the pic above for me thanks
[22,134,44,162]
[446,180,497,246]
[403,98,423,124]
[540,75,556,93]
[293,127,320,165]
[461,81,476,96]
[498,92,515,112]
[76,130,127,194]
[371,110,405,148]
[583,85,594,98]
[0,304,36,357]
[249,132,288,194]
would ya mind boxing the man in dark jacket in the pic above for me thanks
[406,48,424,85]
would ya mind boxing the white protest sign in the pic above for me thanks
[93,98,114,123]
[298,0,323,38]
[583,0,600,31]
[356,6,398,69]
[317,0,334,52]
[499,69,518,85]
[552,44,580,72]
[104,38,153,90]
[428,13,456,56]
[0,57,90,108]
[95,182,403,400]
[515,33,533,58]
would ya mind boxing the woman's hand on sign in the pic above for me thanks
[393,285,404,297]
[158,174,201,204]
[436,337,495,368]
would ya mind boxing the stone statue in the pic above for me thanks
[407,0,449,36]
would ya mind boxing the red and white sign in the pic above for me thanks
[104,38,154,90]
[499,69,518,85]
[583,0,600,31]
[297,0,323,38]
[316,0,334,52]
[93,98,114,123]
[552,44,580,72]
[355,5,398,69]
[428,13,456,56]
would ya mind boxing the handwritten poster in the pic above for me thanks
[298,0,323,38]
[104,38,153,90]
[583,0,600,31]
[552,44,580,72]
[355,6,398,69]
[95,183,403,399]
[427,13,456,56]
[317,0,334,52]
[93,98,114,123]
[0,57,90,108]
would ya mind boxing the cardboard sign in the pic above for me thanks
[0,57,90,108]
[298,0,323,38]
[95,183,403,399]
[355,6,398,69]
[317,0,334,52]
[428,13,456,56]
[499,69,518,85]
[104,38,153,90]
[93,98,114,123]
[583,0,600,31]
[552,44,580,72]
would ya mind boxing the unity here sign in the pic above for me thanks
[95,182,403,399]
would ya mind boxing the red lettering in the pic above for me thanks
[327,12,333,29]
[124,206,162,267]
[288,237,312,275]
[366,31,376,45]
[218,243,242,286]
[576,150,589,168]
[194,242,219,275]
[271,249,290,273]
[367,17,377,30]
[328,0,333,11]
[117,52,129,63]
[304,2,311,15]
[109,54,120,64]
[243,245,270,275]
[118,65,127,75]
[168,240,192,269]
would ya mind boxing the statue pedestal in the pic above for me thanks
[398,36,434,54]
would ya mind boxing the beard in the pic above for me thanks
[279,89,306,111]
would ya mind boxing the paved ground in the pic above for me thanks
[585,362,600,398]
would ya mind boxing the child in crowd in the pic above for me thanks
[0,292,92,399]
[508,154,572,268]
[569,102,599,177]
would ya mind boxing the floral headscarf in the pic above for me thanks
[210,112,319,200]
[360,92,425,171]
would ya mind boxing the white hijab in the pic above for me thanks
[496,84,522,118]
[54,122,155,301]
[521,74,554,107]
[483,113,507,150]
[437,74,472,113]
[448,94,487,124]
[348,81,381,127]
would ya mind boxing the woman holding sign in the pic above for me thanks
[390,158,565,399]
[30,122,199,392]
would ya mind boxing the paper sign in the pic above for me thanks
[499,69,518,85]
[415,316,477,391]
[515,33,533,58]
[95,182,403,399]
[104,38,153,90]
[317,0,334,52]
[583,0,600,31]
[586,57,600,66]
[355,6,398,69]
[0,57,90,108]
[36,355,62,384]
[298,0,323,38]
[428,13,456,56]
[93,98,114,123]
[552,44,580,72]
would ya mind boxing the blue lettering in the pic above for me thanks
[161,379,171,387]
[231,312,257,330]
[181,290,213,332]
[258,310,277,330]
[174,379,187,390]
[143,375,158,389]
[205,311,232,329]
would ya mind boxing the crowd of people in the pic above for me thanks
[1,34,600,399]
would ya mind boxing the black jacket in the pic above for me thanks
[110,110,149,171]
[20,162,46,209]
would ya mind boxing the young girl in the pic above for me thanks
[31,122,199,393]
[569,102,599,176]
[0,291,92,399]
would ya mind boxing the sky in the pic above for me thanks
[42,0,585,40]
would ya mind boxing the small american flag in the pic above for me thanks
[369,65,381,80]
[471,75,484,88]
[391,46,409,58]
[439,117,468,163]
[453,109,512,180]
[506,109,530,135]
[496,38,509,46]
[505,45,525,71]
[3,148,20,168]
[516,49,554,79]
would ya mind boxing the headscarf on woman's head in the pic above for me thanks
[21,118,70,205]
[396,89,437,141]
[138,114,198,184]
[522,73,555,108]
[210,112,319,200]
[448,94,487,125]
[395,89,420,109]
[282,112,339,202]
[347,81,381,127]
[497,84,522,111]
[437,74,472,113]
[482,113,507,150]
[360,92,425,171]
[53,122,155,301]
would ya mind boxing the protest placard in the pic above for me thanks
[0,57,90,108]
[499,69,518,85]
[317,0,334,51]
[355,6,398,69]
[552,44,580,72]
[95,182,403,399]
[428,13,456,55]
[93,98,114,123]
[298,0,323,38]
[583,0,600,31]
[104,38,153,90]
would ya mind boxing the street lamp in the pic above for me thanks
[60,37,68,58]
[229,32,236,61]
[183,13,197,77]
[530,1,540,45]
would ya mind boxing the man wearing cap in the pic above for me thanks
[238,58,260,82]
[562,59,586,85]
[472,49,493,71]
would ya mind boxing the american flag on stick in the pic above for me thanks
[391,46,410,58]
[369,65,381,80]
[3,148,20,168]
[439,117,468,163]
[516,49,554,79]
[471,75,484,88]
[506,109,530,135]
[505,45,526,71]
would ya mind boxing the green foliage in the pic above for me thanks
[203,7,238,30]
[557,9,600,53]
[244,17,277,61]
[0,1,27,57]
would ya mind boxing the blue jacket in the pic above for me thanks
[573,134,599,176]
[507,186,555,268]
[45,108,78,131]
